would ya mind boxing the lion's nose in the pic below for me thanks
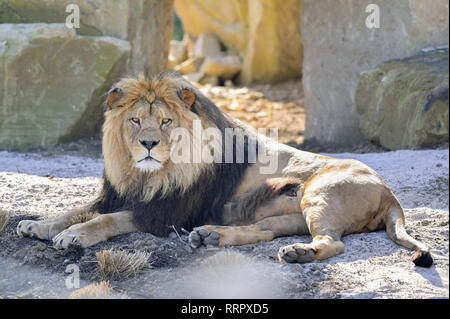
[139,139,160,151]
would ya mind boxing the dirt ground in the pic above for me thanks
[0,148,448,299]
[0,82,448,299]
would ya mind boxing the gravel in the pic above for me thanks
[0,149,448,299]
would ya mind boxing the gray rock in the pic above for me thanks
[200,54,242,79]
[126,0,174,72]
[0,0,173,72]
[193,33,222,58]
[0,24,130,150]
[183,72,204,84]
[174,56,204,75]
[199,75,219,86]
[0,0,129,37]
[168,40,188,68]
[301,0,449,146]
[356,49,449,150]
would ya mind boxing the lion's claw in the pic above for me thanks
[52,228,84,250]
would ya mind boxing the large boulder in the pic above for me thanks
[168,40,188,68]
[193,33,222,58]
[0,24,130,150]
[0,0,173,72]
[302,0,449,146]
[200,55,242,79]
[174,56,204,75]
[0,0,129,37]
[174,0,302,84]
[356,49,449,150]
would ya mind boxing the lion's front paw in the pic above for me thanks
[188,228,220,248]
[278,243,316,263]
[52,227,87,249]
[17,220,51,240]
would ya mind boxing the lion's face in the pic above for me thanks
[121,96,179,173]
[102,72,214,199]
[102,73,201,181]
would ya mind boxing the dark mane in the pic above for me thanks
[222,177,301,225]
[89,91,254,236]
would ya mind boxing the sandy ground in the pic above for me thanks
[0,148,448,299]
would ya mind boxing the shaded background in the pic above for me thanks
[0,0,448,152]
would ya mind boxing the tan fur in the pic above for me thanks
[17,207,92,241]
[52,211,137,249]
[192,143,431,265]
[17,72,431,266]
[17,72,219,248]
[102,72,216,201]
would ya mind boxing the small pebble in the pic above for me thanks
[35,243,47,251]
[183,245,193,253]
[310,264,320,271]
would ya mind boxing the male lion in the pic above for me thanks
[17,71,433,267]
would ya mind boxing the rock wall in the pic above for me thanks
[174,0,302,84]
[301,0,449,146]
[0,24,130,150]
[0,0,174,150]
[126,0,174,73]
[356,49,449,150]
[0,0,174,73]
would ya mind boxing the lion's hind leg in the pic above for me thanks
[278,203,346,263]
[278,235,345,263]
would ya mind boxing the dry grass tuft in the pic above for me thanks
[96,249,151,280]
[0,210,11,235]
[67,212,98,227]
[70,281,127,299]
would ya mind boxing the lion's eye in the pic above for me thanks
[285,188,297,197]
[161,118,172,127]
[130,118,140,125]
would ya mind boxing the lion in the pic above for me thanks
[17,71,433,267]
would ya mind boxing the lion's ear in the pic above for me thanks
[106,87,123,109]
[180,88,196,108]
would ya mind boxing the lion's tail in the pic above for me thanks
[385,201,433,267]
